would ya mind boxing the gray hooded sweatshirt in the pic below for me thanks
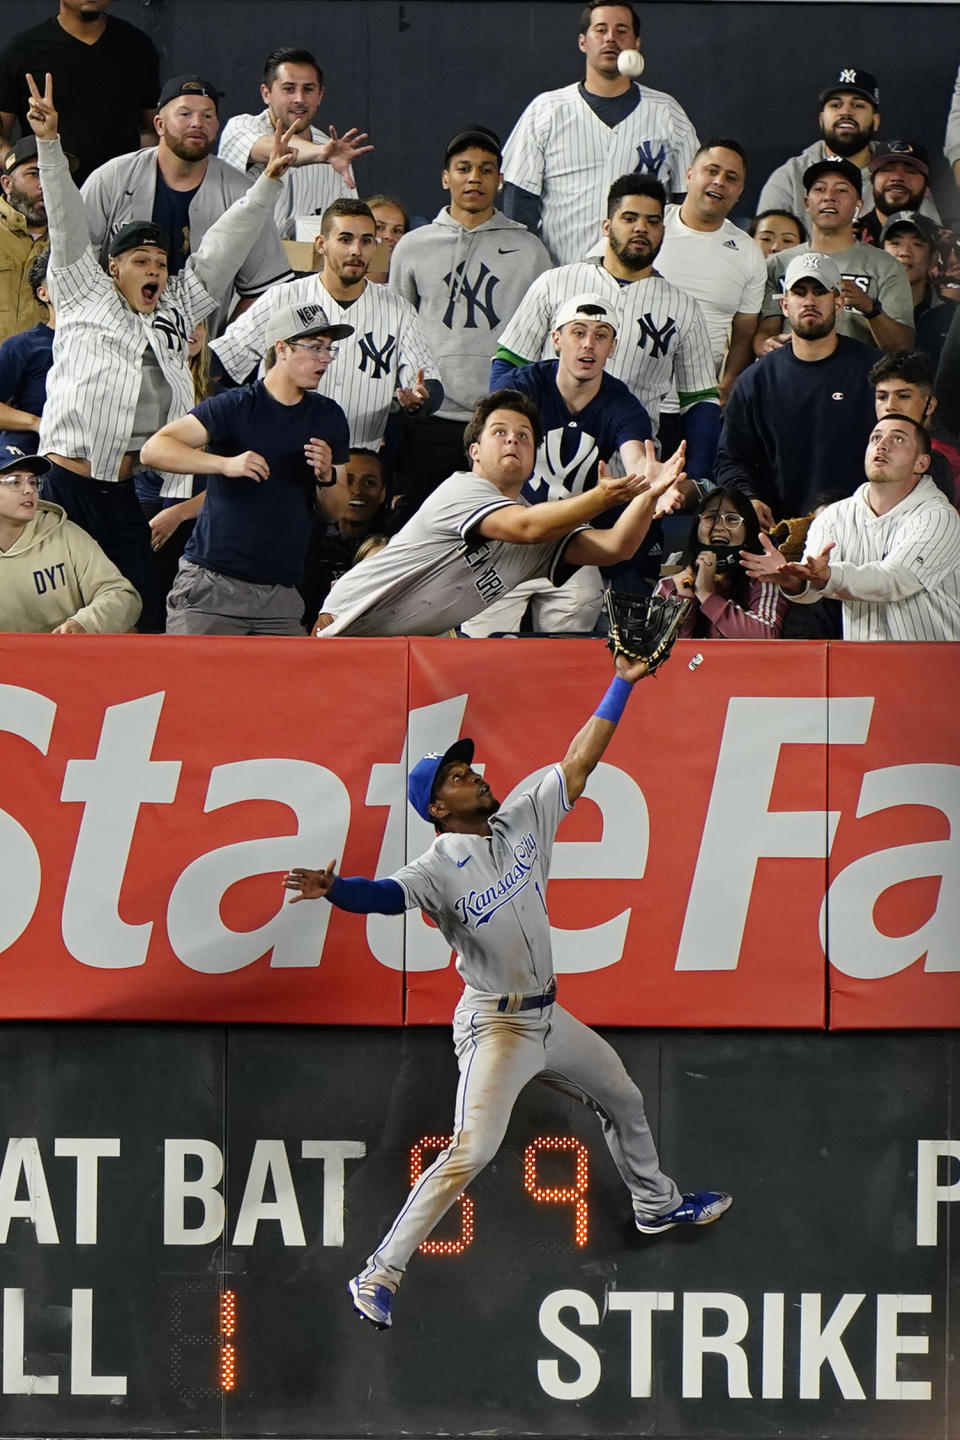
[389,208,550,421]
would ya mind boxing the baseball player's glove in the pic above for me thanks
[604,590,691,674]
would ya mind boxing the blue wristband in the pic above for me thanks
[594,675,633,723]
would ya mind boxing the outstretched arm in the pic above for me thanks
[27,73,95,271]
[282,860,406,913]
[559,653,651,804]
[564,443,686,566]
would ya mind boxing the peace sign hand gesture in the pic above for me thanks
[25,72,58,141]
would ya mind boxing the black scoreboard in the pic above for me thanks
[0,1024,956,1439]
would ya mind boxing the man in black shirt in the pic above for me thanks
[0,0,159,183]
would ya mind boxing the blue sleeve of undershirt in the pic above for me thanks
[327,875,406,914]
[681,400,722,482]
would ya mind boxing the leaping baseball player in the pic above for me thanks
[283,647,731,1331]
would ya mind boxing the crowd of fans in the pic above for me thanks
[0,0,958,643]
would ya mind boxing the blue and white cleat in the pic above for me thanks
[348,1274,396,1329]
[636,1190,732,1235]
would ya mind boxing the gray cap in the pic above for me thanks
[782,251,843,293]
[263,302,354,351]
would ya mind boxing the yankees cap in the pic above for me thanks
[802,157,863,196]
[868,140,930,178]
[782,252,843,293]
[408,739,475,824]
[444,126,502,166]
[553,293,620,333]
[818,68,879,107]
[3,135,78,175]
[108,221,171,258]
[263,302,354,351]
[157,75,224,110]
[879,211,938,247]
[0,444,51,479]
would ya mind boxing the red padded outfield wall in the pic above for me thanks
[0,635,956,1029]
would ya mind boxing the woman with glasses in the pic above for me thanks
[654,487,787,637]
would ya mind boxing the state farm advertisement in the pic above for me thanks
[0,636,955,1028]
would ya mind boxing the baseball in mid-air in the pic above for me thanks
[617,49,645,77]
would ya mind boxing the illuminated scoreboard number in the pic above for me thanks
[168,1280,239,1399]
[412,1133,590,1254]
[168,1132,592,1398]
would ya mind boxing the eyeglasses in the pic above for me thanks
[288,341,338,359]
[0,473,41,492]
[700,511,746,528]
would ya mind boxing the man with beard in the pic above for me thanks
[213,199,441,451]
[501,2,698,265]
[715,252,877,526]
[219,46,372,240]
[0,139,53,342]
[754,158,915,355]
[855,141,941,247]
[757,68,884,233]
[493,174,719,483]
[82,76,292,335]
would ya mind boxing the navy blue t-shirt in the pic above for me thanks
[498,359,652,506]
[184,381,350,585]
[152,172,199,276]
[0,323,54,454]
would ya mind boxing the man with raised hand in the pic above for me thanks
[284,646,731,1332]
[313,387,683,637]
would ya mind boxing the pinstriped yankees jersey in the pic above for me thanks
[502,82,698,266]
[795,478,960,641]
[218,111,351,239]
[393,765,571,995]
[37,140,281,498]
[211,276,438,448]
[496,260,717,425]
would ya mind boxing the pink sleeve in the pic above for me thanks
[698,579,788,637]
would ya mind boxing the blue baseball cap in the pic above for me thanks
[408,738,474,823]
[0,444,50,478]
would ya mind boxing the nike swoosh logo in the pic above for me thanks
[457,856,471,868]
[497,247,518,254]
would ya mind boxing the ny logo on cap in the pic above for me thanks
[839,68,857,85]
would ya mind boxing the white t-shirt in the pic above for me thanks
[655,204,766,372]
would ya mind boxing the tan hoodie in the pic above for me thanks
[0,502,141,633]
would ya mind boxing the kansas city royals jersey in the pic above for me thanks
[498,359,651,502]
[502,82,698,265]
[497,260,717,422]
[393,766,572,995]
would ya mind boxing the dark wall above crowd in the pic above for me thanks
[8,0,959,225]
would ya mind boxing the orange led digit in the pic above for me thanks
[523,1136,589,1246]
[410,1136,475,1255]
[219,1289,236,1391]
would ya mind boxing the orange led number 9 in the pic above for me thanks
[523,1136,589,1246]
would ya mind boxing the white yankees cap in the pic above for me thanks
[782,252,842,294]
[263,302,354,351]
[552,293,620,334]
